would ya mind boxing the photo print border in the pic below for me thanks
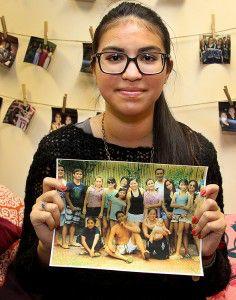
[50,107,78,132]
[218,101,236,132]
[24,36,57,70]
[50,159,208,277]
[80,43,93,73]
[200,34,231,64]
[0,32,19,69]
[3,99,35,132]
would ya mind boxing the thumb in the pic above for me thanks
[200,184,219,201]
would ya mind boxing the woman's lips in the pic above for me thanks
[117,89,146,97]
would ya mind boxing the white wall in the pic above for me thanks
[0,0,235,213]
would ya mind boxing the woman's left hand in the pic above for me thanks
[192,184,226,257]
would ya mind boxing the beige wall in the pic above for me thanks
[0,0,235,213]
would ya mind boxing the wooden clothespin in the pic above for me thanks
[1,16,8,39]
[44,21,48,45]
[21,84,27,106]
[211,14,216,39]
[89,26,94,41]
[62,94,67,113]
[223,86,234,106]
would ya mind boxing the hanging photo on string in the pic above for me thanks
[0,33,18,69]
[3,100,35,132]
[50,107,78,132]
[199,34,231,64]
[218,101,236,132]
[24,36,57,70]
[80,43,92,73]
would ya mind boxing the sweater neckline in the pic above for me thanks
[72,124,153,152]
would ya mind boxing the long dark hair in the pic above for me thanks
[91,2,200,164]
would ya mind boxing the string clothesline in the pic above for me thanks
[7,27,236,43]
[0,93,225,112]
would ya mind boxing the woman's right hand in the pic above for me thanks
[30,177,65,262]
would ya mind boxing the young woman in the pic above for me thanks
[170,179,192,259]
[82,176,104,229]
[188,180,201,257]
[50,112,63,132]
[163,179,176,253]
[100,177,117,241]
[12,2,230,299]
[107,187,127,228]
[143,178,162,218]
[119,176,130,190]
[126,179,145,225]
[142,208,170,260]
[80,217,103,258]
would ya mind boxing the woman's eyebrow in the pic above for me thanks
[138,46,162,52]
[100,46,162,53]
[101,46,125,52]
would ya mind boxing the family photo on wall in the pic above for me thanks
[80,43,93,73]
[0,33,18,69]
[50,159,208,276]
[3,100,35,132]
[200,34,231,64]
[50,107,78,132]
[24,36,56,70]
[219,101,236,132]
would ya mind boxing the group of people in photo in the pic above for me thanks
[50,112,73,132]
[56,165,204,264]
[24,38,55,69]
[0,35,18,68]
[219,105,236,131]
[200,35,231,64]
[3,100,35,132]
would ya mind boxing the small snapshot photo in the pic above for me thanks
[3,100,35,131]
[0,33,18,69]
[80,43,92,73]
[50,107,78,132]
[50,159,208,277]
[200,34,231,64]
[24,36,56,70]
[218,101,236,132]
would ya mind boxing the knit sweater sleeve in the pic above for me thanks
[192,134,231,296]
[11,130,62,293]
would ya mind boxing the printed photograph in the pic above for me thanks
[200,34,231,64]
[3,100,35,132]
[50,159,208,276]
[50,107,78,132]
[0,33,18,69]
[24,36,56,70]
[80,43,92,73]
[218,101,236,132]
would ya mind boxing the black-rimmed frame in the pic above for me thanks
[91,52,170,75]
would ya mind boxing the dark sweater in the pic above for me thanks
[10,123,231,299]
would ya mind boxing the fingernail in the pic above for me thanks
[200,189,206,197]
[192,216,198,224]
[198,234,202,239]
[191,229,197,236]
[59,185,67,192]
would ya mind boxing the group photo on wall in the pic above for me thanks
[219,101,236,132]
[0,33,18,69]
[50,159,208,276]
[200,34,231,64]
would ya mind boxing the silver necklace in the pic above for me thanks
[101,112,154,162]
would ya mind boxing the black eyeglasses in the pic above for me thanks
[92,51,170,75]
